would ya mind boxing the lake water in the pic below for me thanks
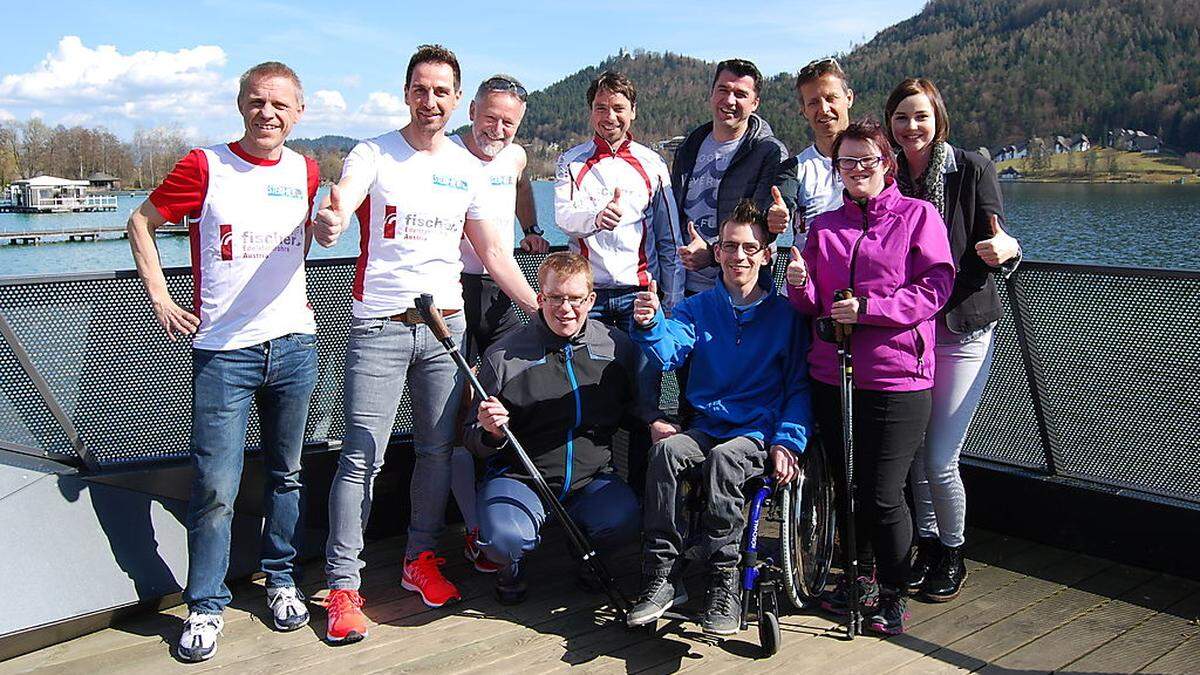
[1,181,1198,278]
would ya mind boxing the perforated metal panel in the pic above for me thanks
[2,256,1197,506]
[1012,264,1200,502]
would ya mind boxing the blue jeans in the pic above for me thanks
[476,473,640,566]
[325,312,466,589]
[185,333,318,614]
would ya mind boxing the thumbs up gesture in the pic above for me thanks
[767,185,790,234]
[314,183,348,248]
[785,246,808,287]
[974,213,1020,267]
[633,279,660,327]
[595,186,624,231]
[677,221,713,271]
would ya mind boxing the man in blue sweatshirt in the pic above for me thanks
[626,199,811,636]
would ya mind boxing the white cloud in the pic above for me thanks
[0,36,233,125]
[299,89,409,139]
[0,109,13,122]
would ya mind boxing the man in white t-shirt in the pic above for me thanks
[312,45,538,645]
[127,61,318,662]
[771,58,855,246]
[447,73,545,576]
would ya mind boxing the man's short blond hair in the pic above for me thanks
[238,61,304,106]
[538,252,593,292]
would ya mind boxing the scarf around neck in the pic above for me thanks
[898,141,948,219]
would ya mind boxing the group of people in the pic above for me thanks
[125,44,1020,663]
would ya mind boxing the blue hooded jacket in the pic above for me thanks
[632,277,812,454]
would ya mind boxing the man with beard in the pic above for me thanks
[312,45,538,645]
[447,74,549,575]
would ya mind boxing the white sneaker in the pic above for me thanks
[266,586,310,631]
[177,612,223,662]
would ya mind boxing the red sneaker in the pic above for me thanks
[464,528,503,574]
[402,551,462,607]
[324,589,368,644]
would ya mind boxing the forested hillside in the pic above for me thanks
[516,0,1199,173]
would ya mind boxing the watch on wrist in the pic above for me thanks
[524,224,544,237]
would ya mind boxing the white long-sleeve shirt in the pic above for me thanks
[554,135,683,309]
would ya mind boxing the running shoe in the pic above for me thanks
[402,551,462,607]
[324,589,368,644]
[464,527,503,573]
[177,611,223,662]
[266,586,310,631]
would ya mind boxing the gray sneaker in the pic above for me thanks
[177,612,223,662]
[266,586,310,631]
[701,567,741,637]
[627,568,689,626]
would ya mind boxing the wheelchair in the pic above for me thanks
[641,439,836,657]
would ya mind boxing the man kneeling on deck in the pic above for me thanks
[627,200,811,636]
[463,252,658,603]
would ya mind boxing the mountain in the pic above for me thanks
[287,135,359,153]
[516,0,1200,161]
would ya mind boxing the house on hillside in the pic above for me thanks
[1070,134,1090,152]
[992,142,1028,162]
[1054,136,1072,154]
[655,135,686,155]
[87,172,121,192]
[998,167,1023,181]
[1132,135,1162,154]
[1109,129,1162,153]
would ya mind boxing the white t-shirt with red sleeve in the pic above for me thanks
[341,130,485,318]
[149,142,319,351]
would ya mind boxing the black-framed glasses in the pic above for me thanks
[542,292,592,308]
[480,75,527,102]
[716,241,766,256]
[835,155,883,171]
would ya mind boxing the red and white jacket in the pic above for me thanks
[150,142,318,351]
[554,136,683,310]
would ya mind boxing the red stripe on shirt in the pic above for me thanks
[573,141,608,188]
[616,144,653,193]
[636,218,650,287]
[226,141,282,166]
[189,216,202,315]
[304,156,320,225]
[352,195,371,301]
[149,148,208,224]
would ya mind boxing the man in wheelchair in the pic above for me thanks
[627,200,812,636]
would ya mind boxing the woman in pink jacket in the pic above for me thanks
[786,119,954,635]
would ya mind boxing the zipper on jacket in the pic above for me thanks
[912,327,926,374]
[848,206,870,290]
[561,343,582,500]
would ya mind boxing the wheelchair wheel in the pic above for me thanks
[759,610,781,657]
[780,440,836,610]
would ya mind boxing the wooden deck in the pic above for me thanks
[3,526,1198,674]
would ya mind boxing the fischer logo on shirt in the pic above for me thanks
[266,184,304,199]
[219,224,234,260]
[490,175,515,186]
[432,174,469,191]
[384,205,398,239]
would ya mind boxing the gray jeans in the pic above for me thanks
[909,321,996,548]
[643,429,765,571]
[325,312,466,589]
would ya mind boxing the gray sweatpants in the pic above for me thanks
[642,429,765,571]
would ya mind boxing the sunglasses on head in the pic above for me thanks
[481,76,527,102]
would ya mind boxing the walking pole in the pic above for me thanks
[834,288,860,640]
[414,294,632,620]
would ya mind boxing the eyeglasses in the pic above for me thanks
[797,57,842,80]
[480,75,527,102]
[542,292,592,308]
[716,241,766,256]
[835,155,883,171]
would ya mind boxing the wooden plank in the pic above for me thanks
[982,572,1199,672]
[1138,633,1200,674]
[893,560,1153,674]
[1069,584,1200,673]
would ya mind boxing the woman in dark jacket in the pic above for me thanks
[885,78,1022,602]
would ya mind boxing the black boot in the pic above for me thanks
[923,543,967,602]
[701,566,741,637]
[905,536,941,595]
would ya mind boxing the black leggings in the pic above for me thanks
[812,379,931,590]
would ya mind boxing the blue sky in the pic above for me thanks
[0,0,927,143]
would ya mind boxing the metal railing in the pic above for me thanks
[0,253,1196,506]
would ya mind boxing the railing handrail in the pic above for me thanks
[0,255,1196,286]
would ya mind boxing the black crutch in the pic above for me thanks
[818,288,860,639]
[414,294,632,621]
[833,288,860,639]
